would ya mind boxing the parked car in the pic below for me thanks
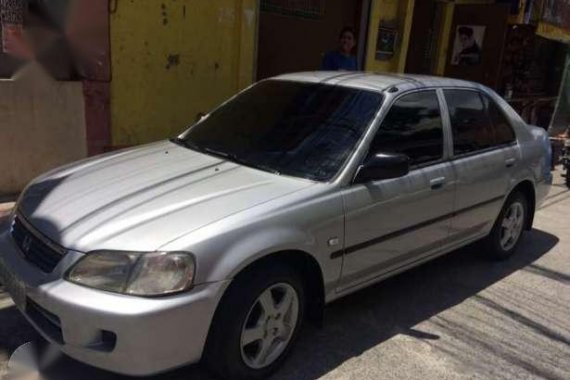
[0,72,552,379]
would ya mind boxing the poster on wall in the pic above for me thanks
[376,27,397,55]
[451,25,486,66]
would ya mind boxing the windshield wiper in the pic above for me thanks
[202,147,232,159]
[173,139,280,176]
[202,147,281,176]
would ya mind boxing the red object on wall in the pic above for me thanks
[1,23,32,59]
[66,0,111,82]
[76,0,111,156]
[83,81,111,156]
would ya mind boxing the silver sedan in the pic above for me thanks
[0,72,552,379]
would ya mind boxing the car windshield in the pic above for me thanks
[176,80,383,181]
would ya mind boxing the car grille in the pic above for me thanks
[10,214,66,273]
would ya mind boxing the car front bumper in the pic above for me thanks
[0,228,229,376]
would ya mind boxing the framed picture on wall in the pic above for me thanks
[451,25,486,66]
[376,26,398,56]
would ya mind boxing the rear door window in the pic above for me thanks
[483,96,516,145]
[370,90,444,166]
[444,90,495,156]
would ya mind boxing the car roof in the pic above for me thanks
[272,71,485,93]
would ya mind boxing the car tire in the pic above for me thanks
[484,191,528,260]
[204,261,305,380]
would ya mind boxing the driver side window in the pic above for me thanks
[369,90,444,166]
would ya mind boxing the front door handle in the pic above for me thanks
[505,158,516,168]
[430,177,446,190]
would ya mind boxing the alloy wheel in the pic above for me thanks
[240,283,300,369]
[500,201,525,251]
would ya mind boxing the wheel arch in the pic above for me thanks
[509,180,536,230]
[218,250,326,325]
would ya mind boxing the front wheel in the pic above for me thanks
[204,263,305,380]
[485,192,528,260]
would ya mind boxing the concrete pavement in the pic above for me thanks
[0,176,569,380]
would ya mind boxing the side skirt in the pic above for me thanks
[326,231,489,304]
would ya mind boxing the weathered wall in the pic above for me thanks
[0,64,87,194]
[110,0,258,146]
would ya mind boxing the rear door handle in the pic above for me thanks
[430,177,446,190]
[505,158,516,168]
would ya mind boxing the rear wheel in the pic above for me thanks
[485,192,528,260]
[204,262,304,380]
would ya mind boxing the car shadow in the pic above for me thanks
[273,229,559,380]
[0,228,553,380]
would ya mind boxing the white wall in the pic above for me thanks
[0,64,87,194]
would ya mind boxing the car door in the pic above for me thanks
[444,89,517,242]
[339,89,456,292]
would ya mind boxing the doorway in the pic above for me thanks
[256,0,369,80]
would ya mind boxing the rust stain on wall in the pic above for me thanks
[165,53,180,69]
[161,3,168,25]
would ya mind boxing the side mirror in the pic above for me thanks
[353,153,410,184]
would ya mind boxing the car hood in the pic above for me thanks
[18,141,314,252]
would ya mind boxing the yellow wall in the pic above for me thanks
[537,22,570,44]
[110,0,257,146]
[364,0,415,73]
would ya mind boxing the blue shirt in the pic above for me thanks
[321,51,357,71]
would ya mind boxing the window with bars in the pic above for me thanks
[260,0,325,19]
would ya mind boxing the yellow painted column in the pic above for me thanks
[364,0,415,73]
[396,0,415,73]
[365,0,398,72]
[435,2,455,76]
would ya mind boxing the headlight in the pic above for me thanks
[66,251,195,296]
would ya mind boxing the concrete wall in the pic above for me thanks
[110,0,258,146]
[0,64,87,194]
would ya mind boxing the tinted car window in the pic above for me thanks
[484,96,516,145]
[445,90,495,155]
[370,91,443,166]
[179,80,383,182]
